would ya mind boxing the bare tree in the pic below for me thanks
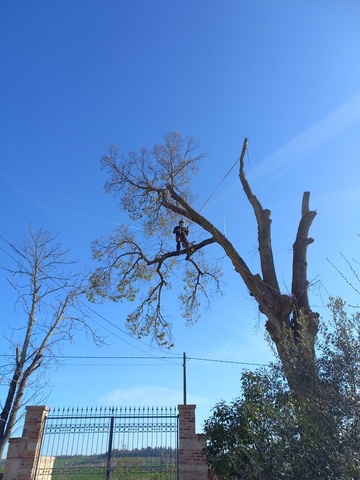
[0,226,101,458]
[89,132,320,395]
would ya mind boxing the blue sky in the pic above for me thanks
[1,0,360,435]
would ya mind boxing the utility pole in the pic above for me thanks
[183,352,187,405]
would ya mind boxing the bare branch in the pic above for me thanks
[239,138,280,294]
[327,253,360,297]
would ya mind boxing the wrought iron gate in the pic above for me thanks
[35,406,179,480]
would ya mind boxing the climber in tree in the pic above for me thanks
[173,219,189,252]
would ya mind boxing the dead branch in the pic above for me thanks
[239,138,280,294]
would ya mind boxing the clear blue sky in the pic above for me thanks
[1,0,360,434]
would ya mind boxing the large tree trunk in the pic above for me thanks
[234,141,341,475]
[236,139,319,394]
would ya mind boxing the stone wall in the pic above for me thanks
[3,406,50,480]
[178,404,208,480]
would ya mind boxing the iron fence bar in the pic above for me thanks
[105,414,114,480]
[176,414,180,480]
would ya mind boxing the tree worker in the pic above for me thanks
[173,219,189,252]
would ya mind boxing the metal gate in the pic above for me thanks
[35,406,179,480]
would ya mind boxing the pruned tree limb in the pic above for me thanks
[239,138,280,294]
[292,191,317,310]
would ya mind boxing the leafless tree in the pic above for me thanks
[0,226,102,458]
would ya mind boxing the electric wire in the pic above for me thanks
[0,353,269,368]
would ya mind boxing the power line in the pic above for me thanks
[188,356,268,367]
[61,363,180,367]
[0,353,269,368]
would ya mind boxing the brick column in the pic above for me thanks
[178,404,208,480]
[3,406,50,480]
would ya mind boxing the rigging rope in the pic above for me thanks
[198,144,249,213]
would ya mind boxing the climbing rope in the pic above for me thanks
[198,142,249,213]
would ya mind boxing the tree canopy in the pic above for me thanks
[89,132,222,344]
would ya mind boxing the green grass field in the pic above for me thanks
[47,455,177,480]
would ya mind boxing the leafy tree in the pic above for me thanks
[204,298,360,480]
[316,297,360,478]
[0,226,101,458]
[89,132,318,392]
[204,368,296,480]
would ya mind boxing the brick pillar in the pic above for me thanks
[3,406,50,480]
[178,404,208,480]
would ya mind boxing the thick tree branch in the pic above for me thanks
[163,185,257,287]
[147,237,217,264]
[164,179,286,321]
[292,191,317,310]
[239,138,280,294]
